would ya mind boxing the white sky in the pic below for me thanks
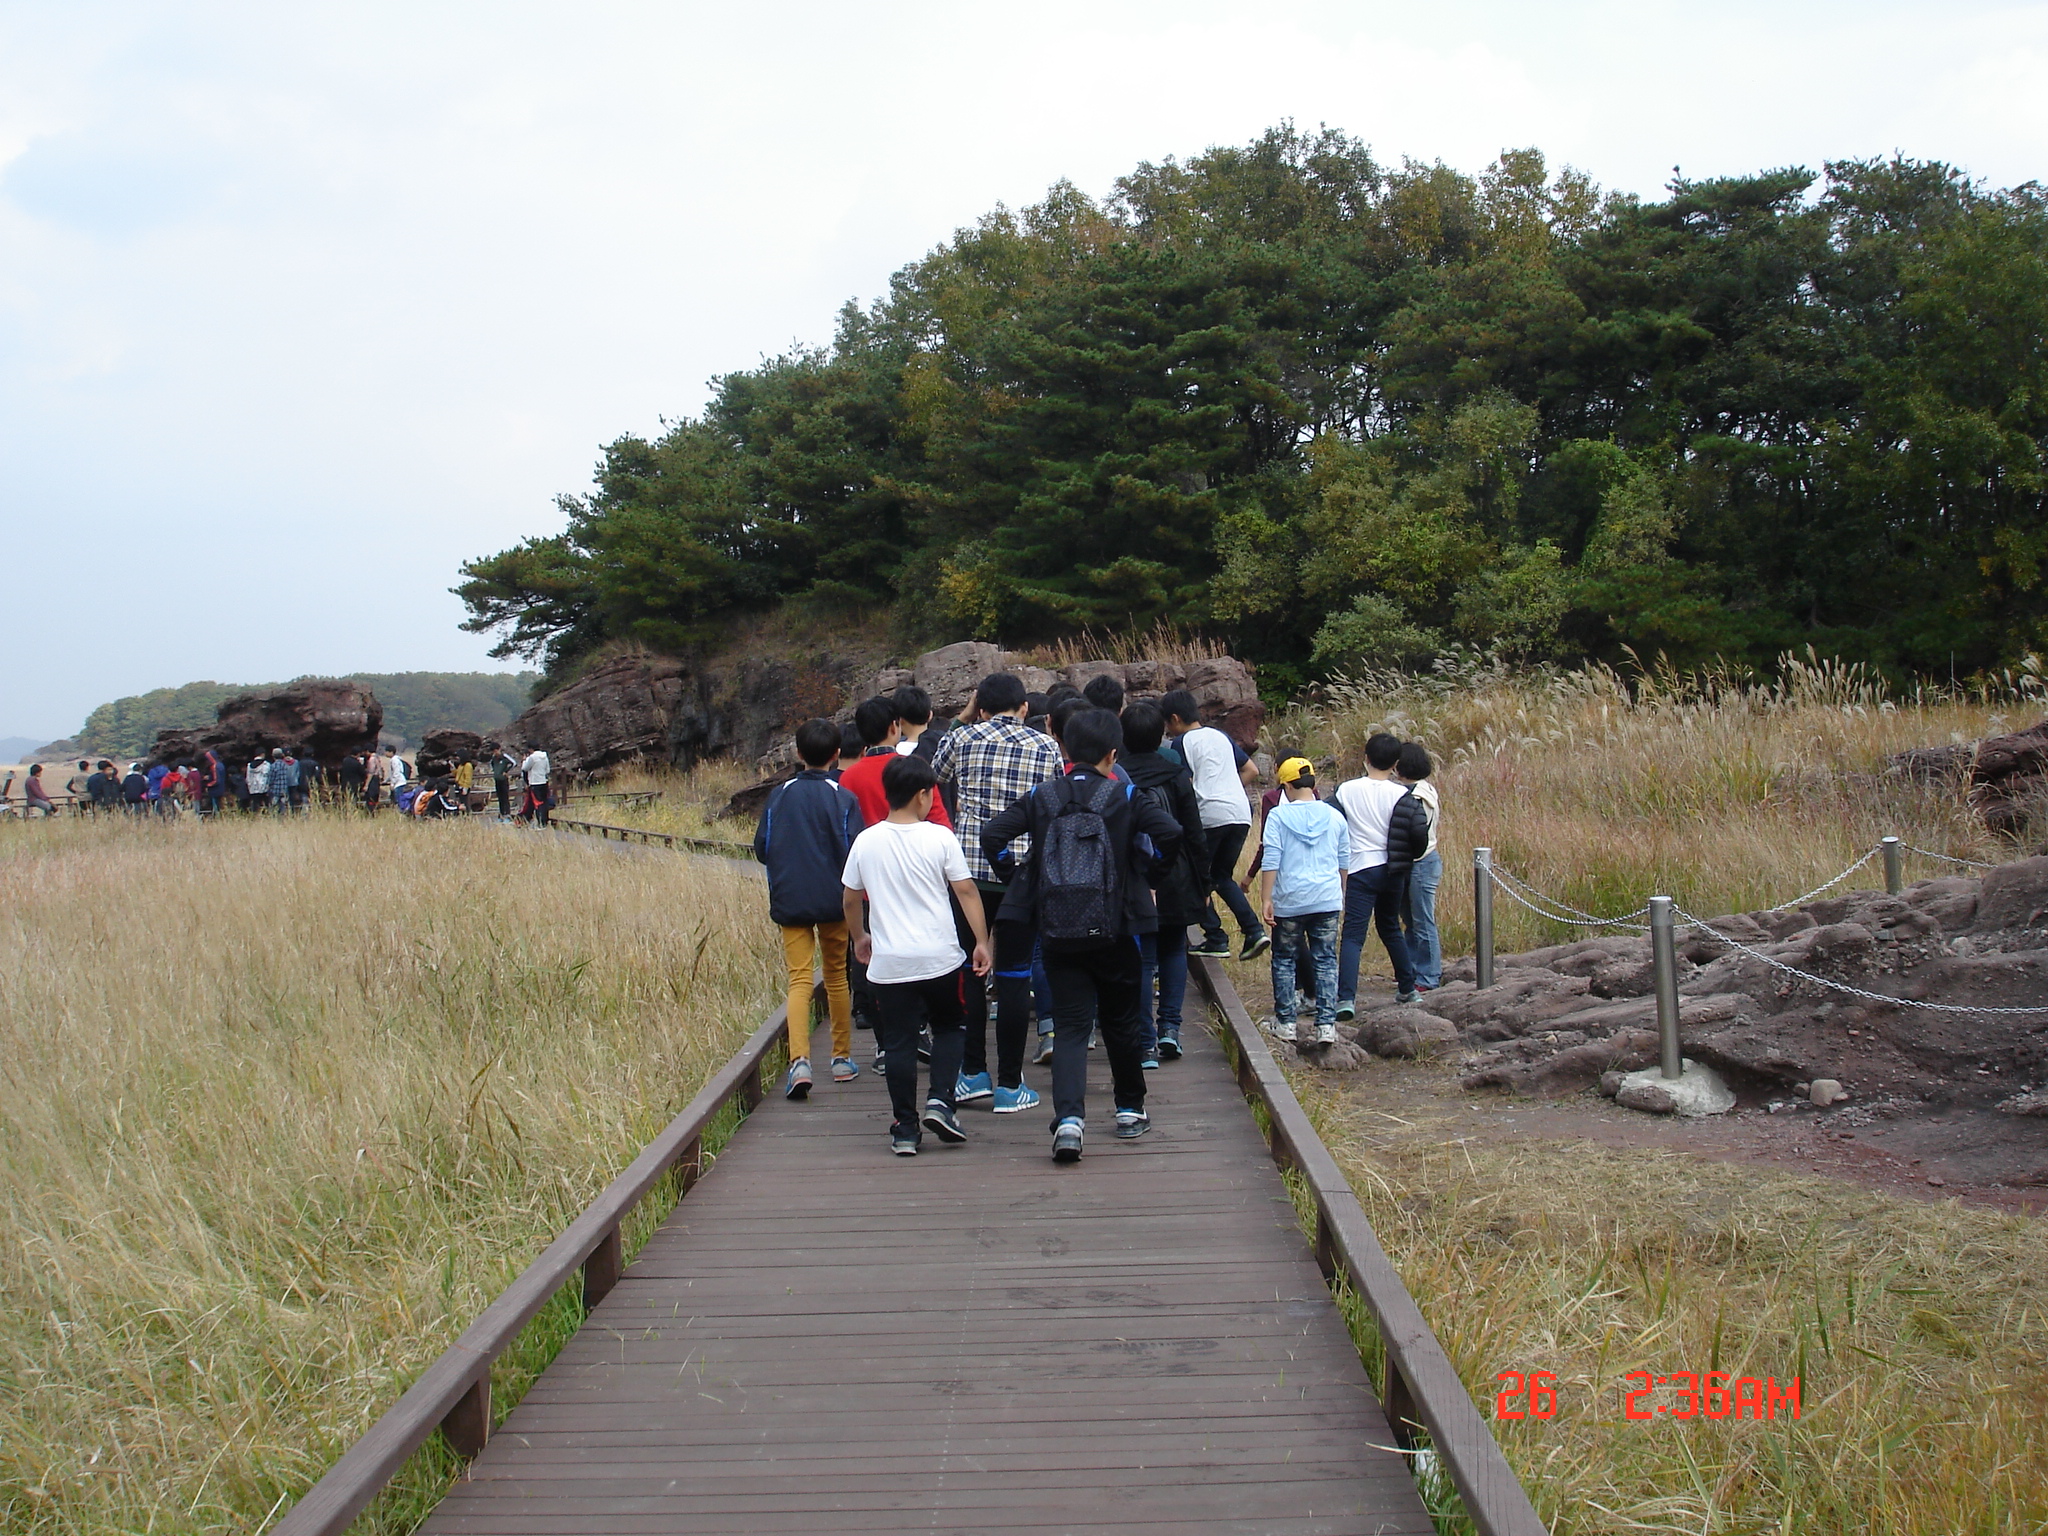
[1,0,2043,740]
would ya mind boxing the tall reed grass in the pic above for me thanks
[1296,1079,2048,1536]
[1273,650,2042,956]
[0,812,777,1533]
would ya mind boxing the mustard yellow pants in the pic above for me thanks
[780,921,853,1063]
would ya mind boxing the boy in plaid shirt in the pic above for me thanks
[930,673,1062,1113]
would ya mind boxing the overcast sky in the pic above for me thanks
[1,0,2042,740]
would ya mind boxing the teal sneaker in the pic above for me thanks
[955,1071,994,1103]
[992,1083,1040,1114]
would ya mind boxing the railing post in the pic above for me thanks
[1650,896,1681,1079]
[1473,847,1495,989]
[441,1375,490,1459]
[583,1224,623,1310]
[1882,835,1903,895]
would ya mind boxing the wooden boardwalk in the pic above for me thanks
[419,1007,1433,1535]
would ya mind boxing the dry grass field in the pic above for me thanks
[0,812,778,1534]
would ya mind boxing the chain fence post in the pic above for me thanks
[1473,847,1494,989]
[1882,836,1903,896]
[1650,895,1681,1079]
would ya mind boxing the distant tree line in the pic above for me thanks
[456,126,2048,694]
[61,673,539,756]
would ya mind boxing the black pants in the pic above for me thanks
[1044,940,1147,1126]
[958,887,1034,1087]
[1200,822,1264,945]
[495,778,511,816]
[874,969,969,1140]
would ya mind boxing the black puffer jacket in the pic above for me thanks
[1384,788,1431,878]
[1121,749,1211,927]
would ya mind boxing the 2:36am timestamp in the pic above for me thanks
[1496,1370,1802,1421]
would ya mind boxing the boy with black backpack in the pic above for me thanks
[1117,702,1208,1064]
[980,708,1183,1163]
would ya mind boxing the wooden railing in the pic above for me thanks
[555,789,665,807]
[1189,955,1549,1536]
[269,1008,787,1535]
[550,815,757,860]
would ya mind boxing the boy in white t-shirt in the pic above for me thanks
[843,754,993,1155]
[1330,733,1426,1015]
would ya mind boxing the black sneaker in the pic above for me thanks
[1188,937,1231,959]
[921,1099,967,1144]
[1114,1108,1151,1140]
[891,1132,919,1156]
[1052,1117,1084,1163]
[1157,1033,1182,1061]
[1240,933,1272,961]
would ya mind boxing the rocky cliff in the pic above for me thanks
[146,680,382,769]
[497,644,888,778]
[493,638,1265,785]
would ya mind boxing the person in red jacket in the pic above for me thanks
[838,696,952,830]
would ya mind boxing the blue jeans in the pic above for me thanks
[1272,911,1339,1028]
[1138,926,1189,1054]
[1338,865,1415,1003]
[1404,850,1443,989]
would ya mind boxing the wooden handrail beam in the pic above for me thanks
[550,816,755,861]
[270,1007,787,1535]
[1188,956,1548,1536]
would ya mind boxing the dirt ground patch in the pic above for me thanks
[1311,1052,2048,1215]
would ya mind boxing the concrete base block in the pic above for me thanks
[1614,1059,1736,1118]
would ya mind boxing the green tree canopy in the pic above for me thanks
[457,127,2048,687]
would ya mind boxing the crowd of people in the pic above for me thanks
[753,673,1443,1163]
[3,744,561,823]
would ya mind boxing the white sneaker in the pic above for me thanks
[1260,1016,1296,1043]
[1315,1023,1338,1046]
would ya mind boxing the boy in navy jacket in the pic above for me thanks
[755,718,869,1099]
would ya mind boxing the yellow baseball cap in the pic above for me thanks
[1276,756,1315,785]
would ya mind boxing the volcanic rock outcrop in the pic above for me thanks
[1889,717,2048,838]
[1285,860,2048,1130]
[749,642,1264,782]
[417,729,494,778]
[498,646,886,779]
[497,638,1265,794]
[147,680,382,770]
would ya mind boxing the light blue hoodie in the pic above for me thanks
[1259,796,1349,917]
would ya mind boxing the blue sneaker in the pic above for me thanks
[956,1071,994,1103]
[1140,1051,1160,1070]
[1157,1032,1183,1061]
[992,1083,1041,1114]
[783,1058,812,1100]
[1052,1116,1084,1163]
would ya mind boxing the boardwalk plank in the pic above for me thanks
[419,1013,1433,1535]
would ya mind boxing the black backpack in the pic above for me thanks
[1036,776,1123,949]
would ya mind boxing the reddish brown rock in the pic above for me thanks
[147,680,382,771]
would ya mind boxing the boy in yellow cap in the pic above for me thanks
[1256,757,1350,1045]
